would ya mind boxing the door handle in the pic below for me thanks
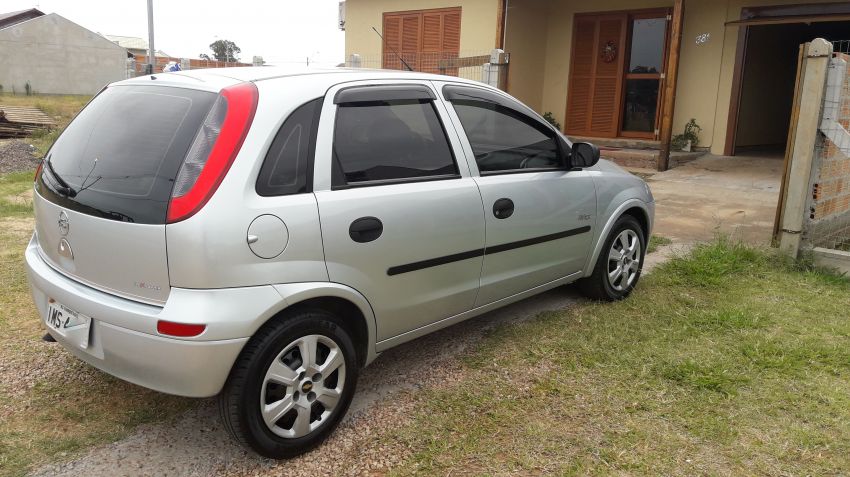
[349,217,384,243]
[493,198,515,219]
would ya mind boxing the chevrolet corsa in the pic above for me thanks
[26,68,654,458]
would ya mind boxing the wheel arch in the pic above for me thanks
[266,283,378,368]
[583,199,653,277]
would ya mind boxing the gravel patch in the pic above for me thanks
[30,286,581,477]
[0,139,40,174]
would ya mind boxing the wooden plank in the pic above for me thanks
[724,24,749,156]
[0,104,55,126]
[726,13,850,26]
[657,0,684,171]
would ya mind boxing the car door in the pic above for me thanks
[313,81,486,342]
[438,83,598,307]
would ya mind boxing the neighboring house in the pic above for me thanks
[0,9,127,95]
[102,34,172,59]
[344,0,850,159]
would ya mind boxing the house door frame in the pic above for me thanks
[618,9,672,139]
[724,2,850,156]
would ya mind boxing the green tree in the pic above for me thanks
[209,40,241,62]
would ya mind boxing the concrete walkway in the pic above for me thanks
[644,154,783,245]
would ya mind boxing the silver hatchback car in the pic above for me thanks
[26,67,654,458]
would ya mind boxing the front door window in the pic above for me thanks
[621,15,668,136]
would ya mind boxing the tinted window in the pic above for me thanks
[332,99,458,186]
[37,85,217,224]
[256,98,322,196]
[451,101,562,173]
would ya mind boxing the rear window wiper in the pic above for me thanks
[43,155,78,198]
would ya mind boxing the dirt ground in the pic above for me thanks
[647,154,782,245]
[27,154,780,476]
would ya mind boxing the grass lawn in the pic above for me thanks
[388,240,850,476]
[0,171,194,477]
[647,234,673,254]
[0,93,91,155]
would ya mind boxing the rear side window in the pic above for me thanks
[332,99,458,187]
[37,85,217,224]
[451,100,563,173]
[256,98,322,196]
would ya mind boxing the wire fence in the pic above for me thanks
[344,50,510,90]
[834,40,850,55]
[806,50,850,252]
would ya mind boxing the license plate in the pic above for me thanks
[45,298,91,349]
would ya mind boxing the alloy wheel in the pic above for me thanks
[607,229,641,292]
[260,334,346,438]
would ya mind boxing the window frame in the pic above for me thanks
[329,84,463,190]
[255,97,324,197]
[442,84,572,176]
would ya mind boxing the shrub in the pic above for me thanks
[542,112,561,130]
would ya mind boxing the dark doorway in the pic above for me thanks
[730,20,850,157]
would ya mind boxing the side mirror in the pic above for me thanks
[571,142,600,169]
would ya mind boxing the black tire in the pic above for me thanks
[578,215,646,301]
[218,308,359,459]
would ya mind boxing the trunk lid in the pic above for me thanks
[34,84,218,304]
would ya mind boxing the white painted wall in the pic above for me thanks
[0,13,127,95]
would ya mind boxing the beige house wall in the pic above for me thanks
[344,0,848,155]
[711,0,848,154]
[503,0,549,112]
[344,0,501,63]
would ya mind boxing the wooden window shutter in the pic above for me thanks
[382,15,402,70]
[441,10,461,76]
[401,15,421,71]
[382,8,461,73]
[566,18,597,133]
[422,13,442,73]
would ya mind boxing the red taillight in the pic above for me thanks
[166,81,259,223]
[156,320,206,337]
[34,162,43,181]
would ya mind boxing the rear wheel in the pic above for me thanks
[579,215,645,301]
[219,309,358,458]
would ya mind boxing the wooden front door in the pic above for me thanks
[565,13,628,138]
[565,10,670,139]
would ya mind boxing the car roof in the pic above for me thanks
[118,66,491,92]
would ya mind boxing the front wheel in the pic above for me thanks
[218,309,358,459]
[578,215,645,301]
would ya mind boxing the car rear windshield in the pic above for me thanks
[37,85,218,224]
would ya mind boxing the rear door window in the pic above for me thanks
[37,85,217,224]
[332,95,459,188]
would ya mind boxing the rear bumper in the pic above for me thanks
[25,235,285,397]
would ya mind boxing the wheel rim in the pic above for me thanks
[607,229,641,292]
[260,334,346,439]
